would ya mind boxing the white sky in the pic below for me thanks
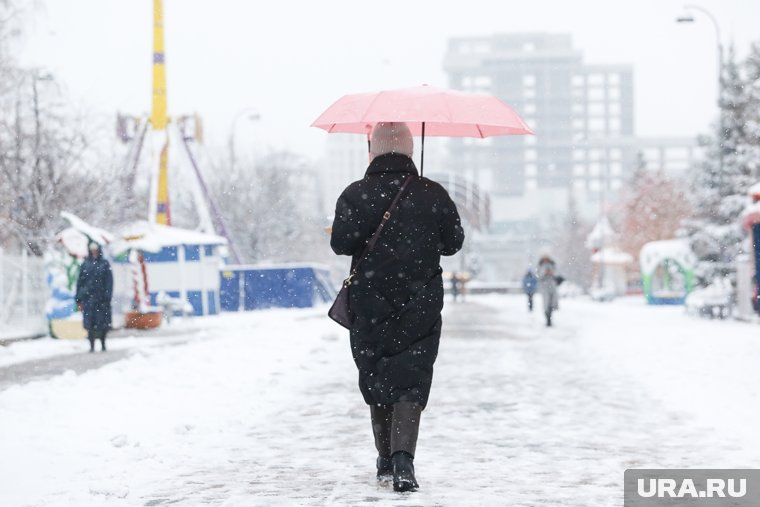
[17,0,760,162]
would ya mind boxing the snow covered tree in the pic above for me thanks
[0,67,137,255]
[618,165,692,264]
[741,42,760,182]
[209,151,330,264]
[685,43,760,281]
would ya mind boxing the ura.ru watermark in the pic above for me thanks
[624,469,759,506]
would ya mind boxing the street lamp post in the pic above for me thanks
[677,4,724,196]
[229,108,261,170]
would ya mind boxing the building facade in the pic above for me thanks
[442,33,696,280]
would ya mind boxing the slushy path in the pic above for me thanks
[1,296,756,506]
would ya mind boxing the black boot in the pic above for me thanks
[546,311,552,327]
[392,451,418,492]
[376,455,393,481]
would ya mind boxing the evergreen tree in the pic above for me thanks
[685,44,760,282]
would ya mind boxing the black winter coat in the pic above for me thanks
[330,153,464,408]
[75,253,114,331]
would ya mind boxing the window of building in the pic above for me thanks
[523,75,536,87]
[588,103,605,115]
[666,147,690,159]
[524,135,536,146]
[525,149,537,161]
[589,179,601,191]
[572,75,585,87]
[589,118,605,131]
[573,149,585,161]
[526,178,538,190]
[525,163,537,176]
[589,162,601,176]
[609,118,621,132]
[608,87,621,100]
[611,178,622,190]
[610,148,621,160]
[474,75,492,88]
[644,148,661,161]
[479,169,493,190]
[523,42,535,52]
[588,88,605,101]
[572,118,585,130]
[589,149,603,161]
[608,74,620,85]
[610,162,622,175]
[523,88,536,99]
[524,103,536,114]
[572,103,585,114]
[573,180,586,191]
[588,74,605,86]
[608,103,621,115]
[573,164,586,176]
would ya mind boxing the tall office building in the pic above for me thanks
[444,33,642,220]
[442,33,696,280]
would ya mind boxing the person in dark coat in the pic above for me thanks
[330,122,464,492]
[75,242,113,352]
[522,268,538,312]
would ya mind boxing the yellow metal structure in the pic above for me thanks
[150,0,168,130]
[156,141,171,224]
[151,0,171,225]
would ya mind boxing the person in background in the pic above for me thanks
[450,272,460,302]
[537,255,559,327]
[330,122,464,492]
[76,242,113,352]
[522,268,538,312]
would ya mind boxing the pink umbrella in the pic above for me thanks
[311,84,533,175]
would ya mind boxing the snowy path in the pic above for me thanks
[1,296,758,506]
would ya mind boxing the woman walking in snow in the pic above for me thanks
[537,255,559,327]
[330,122,464,492]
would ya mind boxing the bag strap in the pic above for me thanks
[347,175,415,282]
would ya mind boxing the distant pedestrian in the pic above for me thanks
[330,122,465,492]
[537,255,559,327]
[522,269,538,312]
[75,242,113,352]
[450,272,460,302]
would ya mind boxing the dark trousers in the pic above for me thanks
[370,402,422,458]
[88,330,108,351]
[527,293,534,311]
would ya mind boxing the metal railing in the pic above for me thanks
[0,248,48,339]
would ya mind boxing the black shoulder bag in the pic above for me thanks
[329,175,415,329]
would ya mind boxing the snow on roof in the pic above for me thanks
[639,239,697,273]
[590,247,633,265]
[61,212,114,245]
[585,216,616,249]
[741,201,760,230]
[111,221,227,255]
[56,227,89,259]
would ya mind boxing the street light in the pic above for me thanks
[676,4,724,196]
[229,108,261,170]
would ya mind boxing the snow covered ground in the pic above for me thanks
[1,295,758,506]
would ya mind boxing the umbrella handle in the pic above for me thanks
[420,121,425,177]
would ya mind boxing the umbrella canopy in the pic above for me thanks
[312,84,533,138]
